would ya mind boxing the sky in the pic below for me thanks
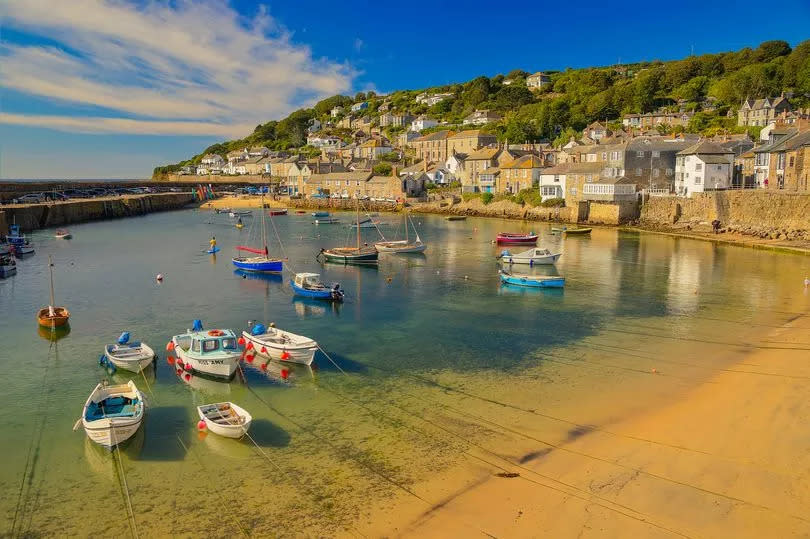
[1,0,809,179]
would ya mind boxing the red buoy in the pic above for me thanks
[237,337,246,346]
[260,362,267,371]
[184,373,191,381]
[246,342,254,351]
[166,341,175,351]
[167,356,175,365]
[281,369,289,380]
[197,420,206,430]
[246,354,254,363]
[176,368,182,375]
[261,346,268,354]
[184,363,191,372]
[281,351,291,360]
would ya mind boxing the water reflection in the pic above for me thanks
[83,426,145,479]
[37,323,71,341]
[292,296,342,318]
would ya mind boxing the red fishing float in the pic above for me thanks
[167,356,175,365]
[246,342,254,351]
[280,369,289,380]
[280,351,291,361]
[260,346,268,354]
[166,341,175,351]
[246,354,255,363]
[237,337,246,346]
[176,368,182,375]
[260,362,267,371]
[197,420,206,430]
[184,373,191,381]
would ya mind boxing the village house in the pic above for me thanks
[766,130,810,191]
[538,163,570,201]
[351,101,369,112]
[526,72,551,90]
[622,111,694,129]
[584,121,609,141]
[306,135,343,149]
[226,148,249,164]
[379,112,414,128]
[354,139,394,159]
[337,115,354,129]
[625,138,692,191]
[401,173,430,199]
[675,141,734,197]
[445,152,467,179]
[398,131,421,148]
[415,92,453,106]
[734,150,756,188]
[498,154,544,194]
[248,146,270,158]
[411,115,439,132]
[410,130,455,163]
[243,156,265,175]
[304,170,373,197]
[560,162,605,206]
[447,130,498,155]
[331,106,343,117]
[463,109,502,126]
[462,147,515,191]
[753,127,797,187]
[738,96,791,127]
[581,177,637,202]
[365,175,401,200]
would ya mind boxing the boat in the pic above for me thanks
[6,223,27,246]
[496,232,538,244]
[499,270,565,288]
[215,207,232,214]
[235,222,244,229]
[102,332,155,373]
[207,246,220,254]
[79,381,145,448]
[318,201,379,264]
[551,226,592,235]
[312,211,330,217]
[268,208,288,216]
[232,194,283,272]
[228,210,252,217]
[37,255,70,328]
[197,402,252,439]
[14,244,35,257]
[375,211,426,254]
[445,216,467,221]
[241,322,319,366]
[170,320,242,379]
[290,272,344,301]
[497,247,561,265]
[0,253,16,278]
[55,229,72,239]
[314,217,340,225]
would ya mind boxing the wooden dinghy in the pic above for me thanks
[197,402,252,438]
[79,381,145,447]
[241,323,319,366]
[37,255,70,328]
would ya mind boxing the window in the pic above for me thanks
[586,174,593,182]
[635,168,642,176]
[652,151,660,158]
[602,152,607,160]
[666,168,673,176]
[554,175,560,183]
[789,156,795,167]
[716,165,722,171]
[695,177,702,185]
[191,339,200,353]
[221,338,236,350]
[203,340,219,352]
[637,151,645,157]
[653,168,660,177]
[695,163,703,171]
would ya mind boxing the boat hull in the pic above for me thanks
[37,307,70,327]
[231,257,283,272]
[242,331,318,366]
[499,254,560,265]
[81,382,145,448]
[290,280,343,301]
[499,273,565,288]
[314,218,340,224]
[172,337,240,379]
[496,234,538,244]
[312,211,330,217]
[104,343,156,373]
[0,265,16,278]
[321,249,378,264]
[197,402,252,439]
[375,241,427,253]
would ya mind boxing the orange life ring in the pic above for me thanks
[207,329,225,336]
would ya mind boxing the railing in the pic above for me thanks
[641,188,674,197]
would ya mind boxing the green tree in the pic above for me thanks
[372,163,393,176]
[494,85,535,110]
[756,40,792,62]
[462,76,491,108]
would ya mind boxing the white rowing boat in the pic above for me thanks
[241,323,318,366]
[497,247,561,265]
[103,332,155,372]
[79,381,145,447]
[197,402,252,438]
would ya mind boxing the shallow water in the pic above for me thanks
[2,209,809,537]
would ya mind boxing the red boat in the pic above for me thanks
[496,232,538,244]
[268,208,288,216]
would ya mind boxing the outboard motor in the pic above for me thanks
[118,332,131,345]
[192,319,203,332]
[251,323,266,336]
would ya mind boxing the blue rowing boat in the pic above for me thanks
[290,273,344,301]
[312,211,330,217]
[499,270,565,288]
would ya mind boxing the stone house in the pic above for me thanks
[737,96,791,127]
[582,177,637,202]
[354,138,394,159]
[767,130,810,191]
[675,141,734,197]
[304,171,373,197]
[734,151,756,188]
[584,122,609,141]
[410,130,455,163]
[526,72,551,90]
[561,162,605,206]
[243,156,265,175]
[622,112,694,129]
[754,127,798,187]
[447,130,497,156]
[625,138,692,191]
[498,154,544,194]
[226,148,249,164]
[398,131,421,148]
[464,147,505,190]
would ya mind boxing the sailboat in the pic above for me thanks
[318,200,379,264]
[37,255,70,327]
[375,210,426,254]
[231,194,283,272]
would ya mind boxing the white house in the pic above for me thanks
[331,106,343,117]
[445,152,467,177]
[226,148,249,164]
[463,110,502,126]
[248,146,269,158]
[538,164,568,201]
[427,166,453,185]
[526,72,551,89]
[306,135,343,149]
[410,115,438,131]
[425,93,453,106]
[675,141,734,197]
[351,101,368,112]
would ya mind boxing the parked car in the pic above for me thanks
[14,193,45,204]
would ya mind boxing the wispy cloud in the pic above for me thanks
[0,0,355,137]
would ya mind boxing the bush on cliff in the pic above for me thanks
[541,197,565,207]
[514,188,543,207]
[481,192,494,205]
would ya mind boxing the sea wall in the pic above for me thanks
[0,211,7,236]
[3,193,194,232]
[285,198,399,212]
[640,191,810,239]
[587,201,639,225]
[165,173,267,183]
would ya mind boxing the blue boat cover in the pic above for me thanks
[118,332,130,345]
[251,323,266,336]
[192,319,203,331]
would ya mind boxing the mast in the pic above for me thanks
[355,199,361,250]
[48,255,55,308]
[261,194,267,257]
[405,209,409,243]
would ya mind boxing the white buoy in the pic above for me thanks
[156,273,164,282]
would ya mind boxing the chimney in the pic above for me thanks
[392,165,398,177]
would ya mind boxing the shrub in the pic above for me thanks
[372,163,393,175]
[462,192,481,202]
[481,192,494,205]
[514,188,542,207]
[541,197,565,207]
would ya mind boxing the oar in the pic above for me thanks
[72,418,82,431]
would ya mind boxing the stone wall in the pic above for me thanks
[166,173,268,183]
[587,201,639,225]
[0,211,7,236]
[640,191,810,239]
[286,198,398,212]
[2,193,194,232]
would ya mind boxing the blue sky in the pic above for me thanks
[2,0,809,179]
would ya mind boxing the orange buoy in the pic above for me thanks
[281,351,291,360]
[237,337,246,346]
[166,341,175,351]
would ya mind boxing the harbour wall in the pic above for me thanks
[640,191,810,239]
[2,193,194,232]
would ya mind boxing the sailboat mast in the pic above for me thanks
[405,209,409,243]
[261,194,267,255]
[48,255,55,307]
[356,199,361,250]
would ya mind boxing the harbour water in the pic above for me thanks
[1,208,809,536]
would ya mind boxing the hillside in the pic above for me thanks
[154,39,810,177]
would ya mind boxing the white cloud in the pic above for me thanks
[354,38,365,51]
[0,0,355,136]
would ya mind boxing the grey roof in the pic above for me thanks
[699,155,732,164]
[677,140,734,156]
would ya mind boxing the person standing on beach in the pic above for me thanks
[210,236,216,250]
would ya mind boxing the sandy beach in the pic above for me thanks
[352,310,810,537]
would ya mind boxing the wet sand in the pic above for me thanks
[357,313,810,537]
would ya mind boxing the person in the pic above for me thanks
[209,236,216,249]
[711,219,721,234]
[237,216,242,227]
[804,277,810,288]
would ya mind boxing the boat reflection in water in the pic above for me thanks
[242,356,316,386]
[37,323,71,341]
[199,428,255,460]
[292,296,342,318]
[171,359,233,396]
[234,269,283,286]
[83,425,145,479]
